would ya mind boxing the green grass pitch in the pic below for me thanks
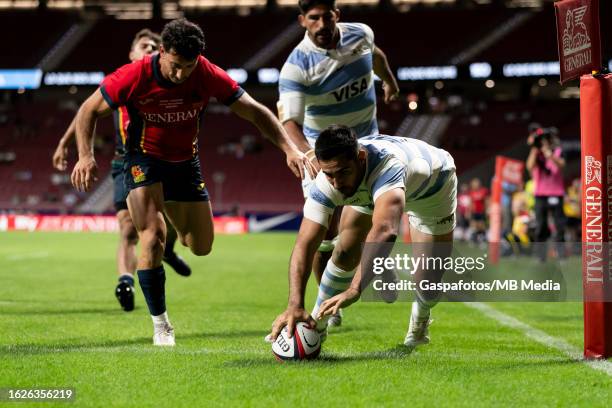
[0,232,610,407]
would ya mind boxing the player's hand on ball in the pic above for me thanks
[317,287,360,319]
[52,144,69,171]
[270,306,316,341]
[71,155,98,192]
[382,81,400,104]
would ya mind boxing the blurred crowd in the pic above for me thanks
[454,123,581,260]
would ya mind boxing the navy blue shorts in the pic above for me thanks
[111,159,129,212]
[124,152,210,202]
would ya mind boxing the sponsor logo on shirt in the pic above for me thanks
[142,108,200,124]
[160,99,184,109]
[131,165,146,183]
[331,77,368,102]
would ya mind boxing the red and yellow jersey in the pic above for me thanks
[469,187,489,214]
[101,54,243,162]
[113,105,130,157]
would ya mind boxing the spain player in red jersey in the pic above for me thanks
[53,29,192,314]
[71,19,314,346]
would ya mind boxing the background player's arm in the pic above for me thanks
[71,88,113,192]
[373,46,400,104]
[229,92,315,179]
[283,120,320,172]
[270,218,328,340]
[52,116,77,171]
[317,188,405,317]
[283,120,314,154]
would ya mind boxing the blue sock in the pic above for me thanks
[311,260,355,329]
[118,274,134,287]
[137,266,166,316]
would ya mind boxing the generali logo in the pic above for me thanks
[584,155,603,283]
[554,0,601,83]
[585,155,601,185]
[560,5,593,72]
[562,6,591,56]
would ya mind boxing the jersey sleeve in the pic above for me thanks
[303,173,339,228]
[277,54,307,124]
[100,61,143,109]
[357,23,375,51]
[201,57,244,106]
[371,158,406,203]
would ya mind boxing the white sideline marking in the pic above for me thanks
[6,252,49,261]
[466,302,612,377]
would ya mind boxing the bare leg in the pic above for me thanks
[114,209,139,311]
[164,201,214,256]
[116,209,138,277]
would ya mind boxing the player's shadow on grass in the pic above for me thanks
[484,358,583,371]
[2,330,271,355]
[2,307,123,316]
[224,345,416,367]
[179,329,269,340]
[1,339,151,355]
[0,298,112,305]
[529,314,582,322]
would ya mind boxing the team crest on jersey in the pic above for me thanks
[131,165,146,183]
[351,44,369,55]
[197,182,206,191]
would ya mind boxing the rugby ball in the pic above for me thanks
[272,322,321,361]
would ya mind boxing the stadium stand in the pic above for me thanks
[0,2,602,214]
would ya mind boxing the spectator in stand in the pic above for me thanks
[526,126,566,261]
[456,183,471,241]
[468,177,488,243]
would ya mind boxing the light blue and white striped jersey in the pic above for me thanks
[277,22,378,147]
[304,135,456,227]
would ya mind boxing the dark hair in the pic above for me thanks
[131,28,161,50]
[161,18,205,60]
[298,0,336,14]
[315,125,358,161]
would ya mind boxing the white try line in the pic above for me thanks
[5,252,49,261]
[465,302,612,377]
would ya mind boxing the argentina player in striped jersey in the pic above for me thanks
[269,125,457,350]
[277,0,399,327]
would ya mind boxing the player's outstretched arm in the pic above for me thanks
[229,92,316,179]
[52,116,77,171]
[283,120,313,154]
[318,188,405,317]
[373,46,400,104]
[71,88,112,192]
[270,218,328,340]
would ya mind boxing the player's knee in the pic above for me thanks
[141,226,166,257]
[331,246,359,271]
[191,243,212,256]
[119,220,138,245]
